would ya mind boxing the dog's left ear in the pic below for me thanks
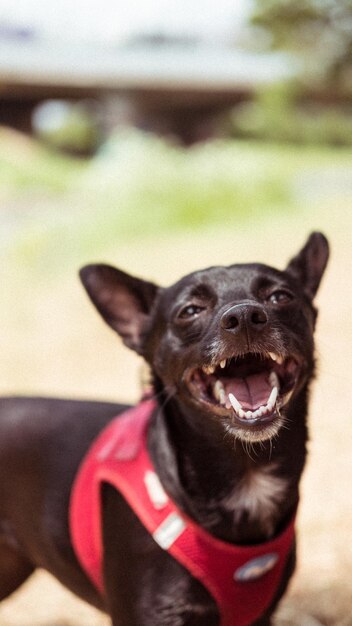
[79,264,159,354]
[285,232,329,299]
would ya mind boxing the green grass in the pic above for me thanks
[1,128,352,276]
[0,127,85,194]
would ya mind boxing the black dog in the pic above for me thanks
[0,232,328,625]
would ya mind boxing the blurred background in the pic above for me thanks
[0,1,351,624]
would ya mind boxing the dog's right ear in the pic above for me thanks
[79,264,159,354]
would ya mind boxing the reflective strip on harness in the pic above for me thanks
[70,400,295,626]
[153,512,187,549]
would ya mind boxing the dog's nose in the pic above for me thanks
[221,303,268,334]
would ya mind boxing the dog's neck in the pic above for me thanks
[148,391,308,545]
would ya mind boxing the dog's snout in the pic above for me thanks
[221,303,268,334]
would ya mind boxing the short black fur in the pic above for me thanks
[0,232,329,625]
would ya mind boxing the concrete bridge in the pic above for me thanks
[0,36,292,142]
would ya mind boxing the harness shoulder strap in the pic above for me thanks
[70,400,295,626]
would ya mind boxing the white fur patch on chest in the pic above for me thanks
[223,464,289,538]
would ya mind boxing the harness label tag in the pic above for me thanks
[153,512,186,549]
[234,553,279,582]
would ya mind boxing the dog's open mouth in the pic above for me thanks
[186,352,300,426]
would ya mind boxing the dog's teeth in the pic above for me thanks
[268,385,279,405]
[228,393,242,413]
[219,391,226,405]
[203,364,215,375]
[229,387,279,421]
[213,380,226,404]
[269,371,280,389]
[268,352,284,365]
[213,379,224,394]
[220,359,226,369]
[267,386,278,411]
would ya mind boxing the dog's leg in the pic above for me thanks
[0,538,34,600]
[102,485,219,626]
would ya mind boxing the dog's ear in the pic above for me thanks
[285,232,329,299]
[79,264,159,354]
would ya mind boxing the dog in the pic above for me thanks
[0,232,329,626]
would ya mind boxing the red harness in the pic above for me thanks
[70,400,295,626]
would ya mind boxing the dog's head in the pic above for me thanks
[80,232,328,443]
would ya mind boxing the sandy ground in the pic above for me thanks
[0,208,351,625]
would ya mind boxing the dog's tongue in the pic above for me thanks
[224,373,271,410]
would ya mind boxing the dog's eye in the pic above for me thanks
[268,290,293,305]
[178,304,205,319]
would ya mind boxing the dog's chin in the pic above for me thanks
[223,412,285,444]
[184,351,302,443]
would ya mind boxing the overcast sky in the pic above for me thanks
[0,0,252,45]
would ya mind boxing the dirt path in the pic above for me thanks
[1,210,351,625]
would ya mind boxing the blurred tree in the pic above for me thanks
[250,0,352,93]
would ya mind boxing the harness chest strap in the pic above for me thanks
[70,400,295,626]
